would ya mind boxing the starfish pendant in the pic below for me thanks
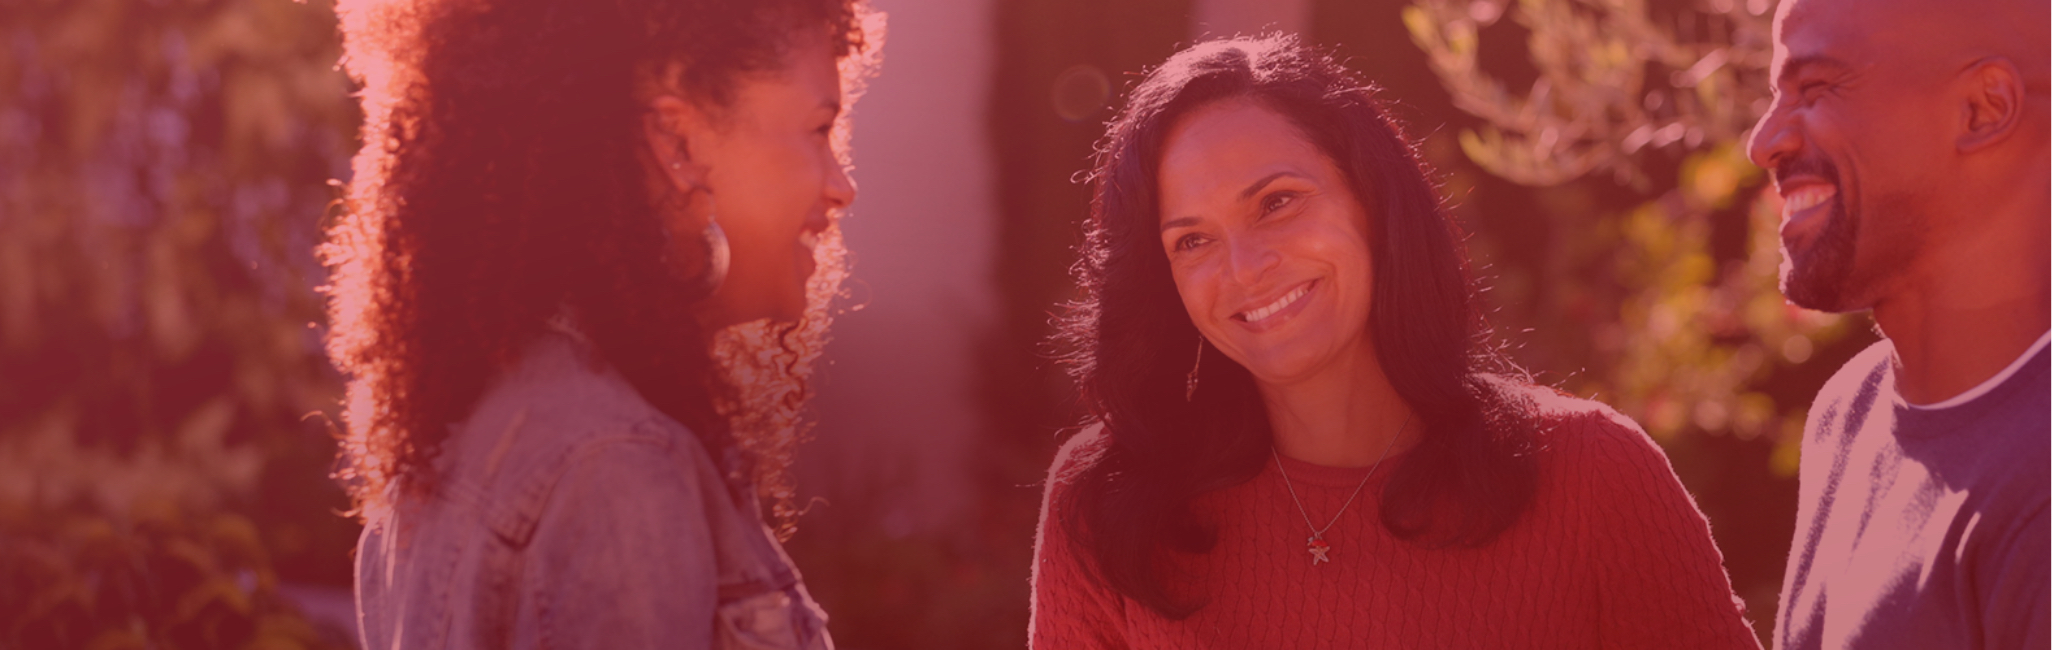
[1307,535,1331,566]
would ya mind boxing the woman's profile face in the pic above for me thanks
[666,35,854,327]
[1156,98,1378,388]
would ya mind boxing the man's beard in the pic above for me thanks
[1780,193,1862,312]
[1774,152,1876,313]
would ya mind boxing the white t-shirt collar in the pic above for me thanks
[1904,330,2052,410]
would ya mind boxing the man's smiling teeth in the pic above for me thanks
[1240,283,1310,323]
[1783,185,1836,216]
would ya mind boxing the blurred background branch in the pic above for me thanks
[1,0,358,646]
[1404,0,1775,188]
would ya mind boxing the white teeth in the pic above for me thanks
[1241,283,1310,323]
[1782,185,1837,217]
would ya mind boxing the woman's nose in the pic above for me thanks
[1222,233,1280,286]
[823,160,856,210]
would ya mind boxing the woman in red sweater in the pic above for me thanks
[1032,34,1761,649]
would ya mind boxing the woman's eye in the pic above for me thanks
[1261,191,1299,215]
[1173,233,1205,252]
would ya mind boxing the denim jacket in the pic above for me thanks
[354,331,833,650]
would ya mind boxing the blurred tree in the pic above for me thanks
[1407,0,1772,187]
[785,2,1192,647]
[0,0,357,646]
[1401,0,1878,640]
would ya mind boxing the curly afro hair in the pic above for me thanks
[324,0,879,527]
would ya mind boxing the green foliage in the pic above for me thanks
[1,502,347,649]
[1592,142,1845,451]
[1405,0,1775,189]
[1,0,359,645]
[1403,0,1841,466]
[784,468,1045,650]
[1404,0,1879,638]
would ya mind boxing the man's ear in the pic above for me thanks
[1958,57,2026,153]
[645,95,711,191]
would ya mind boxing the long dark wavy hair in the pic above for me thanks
[1053,34,1541,617]
[324,0,874,522]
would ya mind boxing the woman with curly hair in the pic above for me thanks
[1030,35,1760,648]
[323,0,877,647]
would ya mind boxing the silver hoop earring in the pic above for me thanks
[702,215,730,294]
[1185,336,1204,401]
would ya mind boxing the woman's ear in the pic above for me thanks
[644,95,712,191]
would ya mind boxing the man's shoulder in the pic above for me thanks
[1813,339,1895,413]
[1967,336,2051,420]
[1800,339,1896,446]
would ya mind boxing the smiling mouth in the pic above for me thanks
[1782,184,1836,219]
[1778,182,1839,246]
[1235,281,1313,323]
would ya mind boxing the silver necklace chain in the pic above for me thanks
[1272,414,1409,540]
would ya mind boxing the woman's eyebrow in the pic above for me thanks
[1238,171,1307,201]
[1161,171,1312,232]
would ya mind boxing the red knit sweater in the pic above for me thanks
[1029,391,1761,649]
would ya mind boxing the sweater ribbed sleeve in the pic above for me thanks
[1030,425,1128,650]
[1561,407,1762,649]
